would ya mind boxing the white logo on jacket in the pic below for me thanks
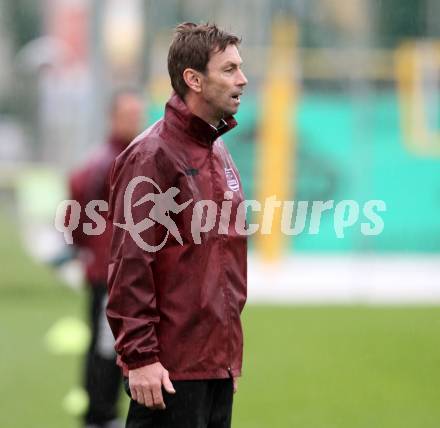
[224,168,240,192]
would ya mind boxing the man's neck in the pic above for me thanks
[184,93,222,128]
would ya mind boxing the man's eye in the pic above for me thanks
[224,68,233,73]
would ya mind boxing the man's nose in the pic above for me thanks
[237,69,248,87]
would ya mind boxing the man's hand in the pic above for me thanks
[233,377,239,393]
[129,362,176,409]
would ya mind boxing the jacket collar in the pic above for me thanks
[164,93,237,146]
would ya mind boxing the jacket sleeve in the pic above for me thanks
[106,151,163,369]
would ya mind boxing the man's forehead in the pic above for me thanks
[209,45,243,66]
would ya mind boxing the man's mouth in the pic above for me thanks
[231,92,242,103]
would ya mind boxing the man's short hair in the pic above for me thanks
[167,22,241,99]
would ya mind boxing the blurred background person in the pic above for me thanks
[68,89,144,428]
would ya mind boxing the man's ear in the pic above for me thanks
[183,68,202,93]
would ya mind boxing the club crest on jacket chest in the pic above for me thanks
[224,167,240,192]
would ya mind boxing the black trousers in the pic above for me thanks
[124,377,233,428]
[84,283,122,426]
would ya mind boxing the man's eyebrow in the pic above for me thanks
[223,60,243,68]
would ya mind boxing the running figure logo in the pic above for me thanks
[114,176,193,252]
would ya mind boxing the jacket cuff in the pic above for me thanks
[125,355,160,371]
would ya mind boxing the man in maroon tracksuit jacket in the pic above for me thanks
[106,23,248,427]
[69,90,143,428]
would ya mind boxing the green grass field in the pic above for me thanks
[1,212,440,428]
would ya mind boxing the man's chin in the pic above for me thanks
[224,106,239,117]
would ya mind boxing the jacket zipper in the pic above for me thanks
[210,144,234,376]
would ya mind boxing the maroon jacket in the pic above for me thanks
[106,94,247,380]
[69,136,128,283]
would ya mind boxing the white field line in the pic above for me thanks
[248,254,440,304]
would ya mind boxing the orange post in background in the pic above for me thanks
[255,16,299,261]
